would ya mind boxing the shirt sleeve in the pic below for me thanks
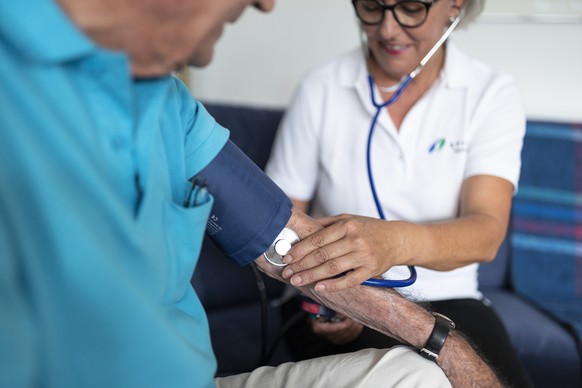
[464,73,526,193]
[265,73,324,201]
[178,80,229,178]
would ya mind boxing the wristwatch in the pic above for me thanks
[419,312,456,362]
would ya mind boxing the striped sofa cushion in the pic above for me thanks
[511,121,582,340]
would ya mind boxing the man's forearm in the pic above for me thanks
[254,207,502,388]
[307,285,502,388]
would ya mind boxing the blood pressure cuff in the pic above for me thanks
[198,139,292,266]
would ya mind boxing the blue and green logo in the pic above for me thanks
[428,138,446,153]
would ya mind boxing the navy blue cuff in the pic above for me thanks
[197,140,292,266]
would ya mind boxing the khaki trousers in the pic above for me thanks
[216,346,451,388]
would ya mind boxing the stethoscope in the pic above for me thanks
[361,13,461,288]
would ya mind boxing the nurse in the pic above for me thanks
[267,0,532,386]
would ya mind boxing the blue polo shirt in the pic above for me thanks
[0,1,229,387]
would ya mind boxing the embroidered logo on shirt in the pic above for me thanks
[428,138,467,154]
[428,138,447,153]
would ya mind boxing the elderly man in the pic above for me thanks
[0,0,502,387]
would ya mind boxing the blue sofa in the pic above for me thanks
[191,103,582,387]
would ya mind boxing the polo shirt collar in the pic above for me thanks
[0,0,96,64]
[338,47,368,91]
[440,42,470,90]
[336,48,376,114]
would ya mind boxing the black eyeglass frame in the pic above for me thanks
[351,0,437,28]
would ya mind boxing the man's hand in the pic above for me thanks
[309,314,363,345]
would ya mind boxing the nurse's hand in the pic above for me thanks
[282,214,413,292]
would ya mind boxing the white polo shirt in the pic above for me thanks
[266,43,525,301]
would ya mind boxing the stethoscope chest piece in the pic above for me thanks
[263,228,300,266]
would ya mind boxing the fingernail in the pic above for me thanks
[290,275,302,286]
[282,267,293,278]
[283,254,293,264]
[315,284,326,292]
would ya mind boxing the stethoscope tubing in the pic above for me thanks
[362,75,417,288]
[358,13,462,288]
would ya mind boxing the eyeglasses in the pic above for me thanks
[352,0,437,28]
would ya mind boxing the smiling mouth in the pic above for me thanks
[382,43,409,56]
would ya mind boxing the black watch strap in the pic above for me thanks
[419,312,456,362]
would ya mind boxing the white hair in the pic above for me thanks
[458,0,486,29]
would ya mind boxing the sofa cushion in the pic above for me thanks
[204,103,284,170]
[510,121,582,341]
[483,289,581,387]
[478,234,510,289]
[192,236,285,309]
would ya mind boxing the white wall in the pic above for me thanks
[190,0,359,108]
[190,0,582,122]
[451,22,582,122]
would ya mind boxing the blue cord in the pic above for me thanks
[362,74,417,288]
[363,271,417,288]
